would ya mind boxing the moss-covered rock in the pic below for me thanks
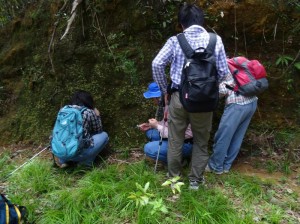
[0,0,299,151]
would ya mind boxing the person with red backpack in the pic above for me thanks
[206,72,257,174]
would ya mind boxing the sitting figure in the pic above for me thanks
[52,90,109,168]
[138,82,193,164]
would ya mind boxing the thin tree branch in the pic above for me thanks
[48,0,69,73]
[60,0,83,40]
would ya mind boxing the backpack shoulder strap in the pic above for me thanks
[206,32,217,55]
[79,106,87,113]
[177,33,194,59]
[177,32,217,58]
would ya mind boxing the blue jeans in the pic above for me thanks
[60,132,109,166]
[208,100,257,172]
[145,129,161,141]
[144,129,192,164]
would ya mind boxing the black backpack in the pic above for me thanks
[177,32,218,112]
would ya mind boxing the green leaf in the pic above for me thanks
[160,206,168,214]
[275,58,282,66]
[162,180,171,186]
[171,176,181,182]
[284,56,293,61]
[294,62,300,70]
[140,196,149,206]
[136,183,144,192]
[144,182,150,192]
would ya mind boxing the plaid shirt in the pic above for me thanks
[152,25,230,94]
[219,73,258,105]
[71,106,103,147]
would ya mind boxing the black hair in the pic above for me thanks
[70,90,94,109]
[178,3,204,28]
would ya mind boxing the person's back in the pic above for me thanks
[52,90,109,168]
[152,3,230,190]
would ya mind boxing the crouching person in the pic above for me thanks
[144,118,193,165]
[51,90,109,168]
[138,82,193,165]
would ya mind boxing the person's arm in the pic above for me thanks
[137,123,151,132]
[214,35,231,82]
[88,109,103,134]
[148,119,168,138]
[152,38,174,95]
[184,124,193,139]
[219,73,234,98]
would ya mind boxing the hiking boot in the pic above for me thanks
[189,177,205,190]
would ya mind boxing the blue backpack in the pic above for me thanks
[51,105,86,160]
[0,194,27,224]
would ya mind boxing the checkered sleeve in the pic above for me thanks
[152,38,174,94]
[219,73,234,97]
[215,36,231,81]
[83,109,103,135]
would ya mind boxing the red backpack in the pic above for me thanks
[226,57,268,97]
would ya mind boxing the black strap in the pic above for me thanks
[225,84,240,96]
[206,33,217,55]
[177,32,217,58]
[177,33,194,58]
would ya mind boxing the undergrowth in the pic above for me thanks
[1,157,299,224]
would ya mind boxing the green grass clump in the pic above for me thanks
[0,151,15,180]
[3,159,298,224]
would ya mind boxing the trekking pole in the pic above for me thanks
[6,145,50,178]
[154,121,165,173]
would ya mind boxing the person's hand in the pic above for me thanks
[164,94,169,106]
[163,105,168,121]
[94,108,100,116]
[148,118,158,129]
[138,123,150,132]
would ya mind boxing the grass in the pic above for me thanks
[1,156,299,224]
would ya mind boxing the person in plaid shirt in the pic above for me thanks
[206,73,257,174]
[152,3,230,190]
[59,90,109,168]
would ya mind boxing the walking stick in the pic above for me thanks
[6,145,50,178]
[154,120,166,173]
[154,103,168,173]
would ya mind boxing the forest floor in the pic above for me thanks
[0,143,300,223]
[1,143,299,195]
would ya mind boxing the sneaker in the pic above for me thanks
[205,165,212,172]
[205,165,223,175]
[60,163,69,169]
[214,170,223,175]
[224,170,230,173]
[189,181,199,190]
[189,177,205,190]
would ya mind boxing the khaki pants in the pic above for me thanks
[167,92,212,182]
